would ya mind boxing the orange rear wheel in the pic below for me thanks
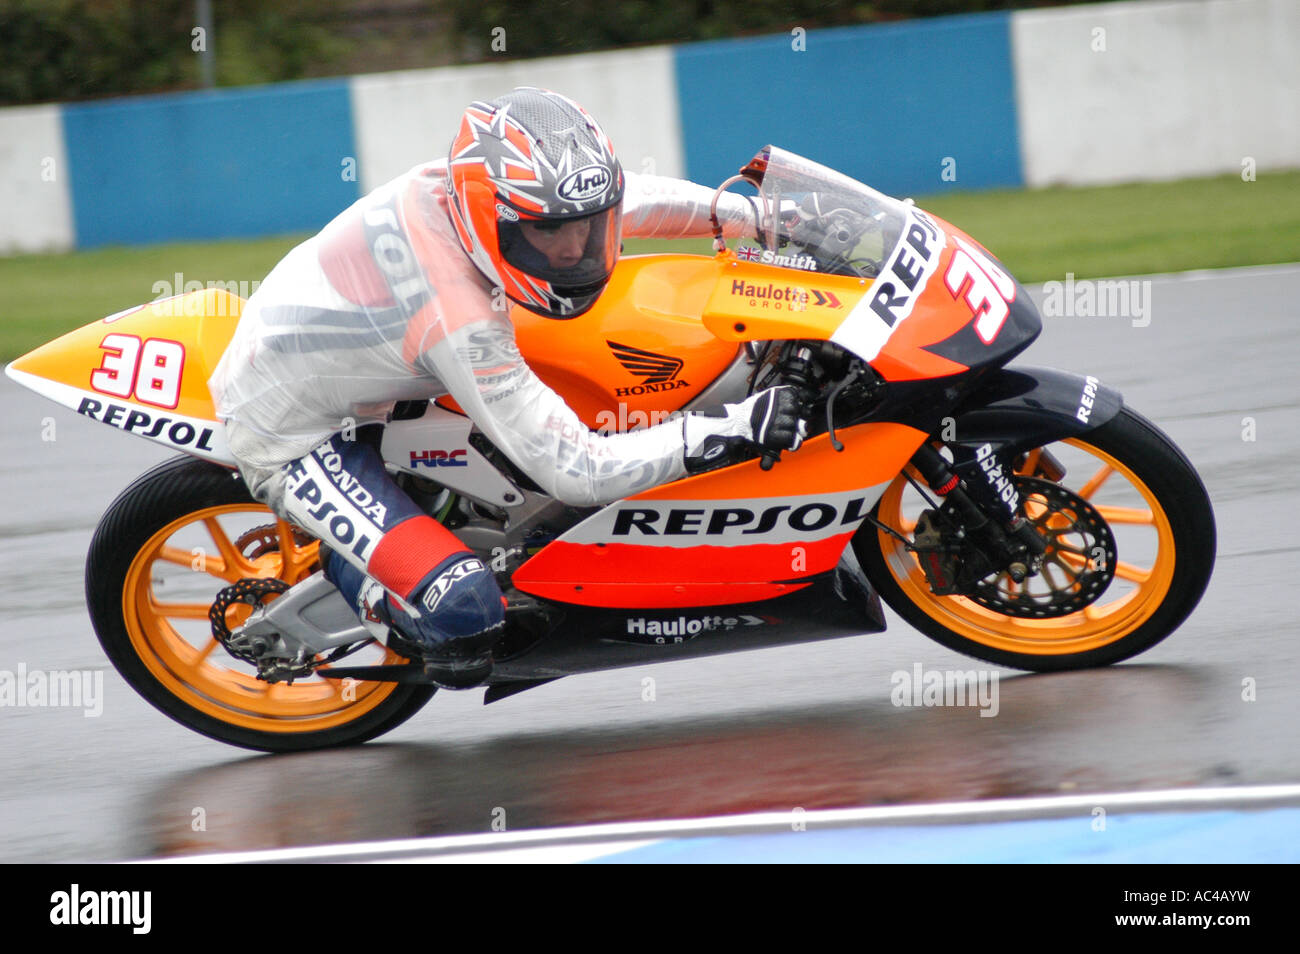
[87,456,436,751]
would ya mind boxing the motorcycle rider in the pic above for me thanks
[209,87,806,688]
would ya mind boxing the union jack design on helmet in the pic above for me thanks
[445,87,625,318]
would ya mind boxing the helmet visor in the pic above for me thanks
[498,205,622,299]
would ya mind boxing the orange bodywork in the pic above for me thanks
[6,291,244,464]
[702,258,869,342]
[511,421,928,608]
[511,255,741,428]
[702,221,981,383]
[511,218,984,430]
[8,235,988,609]
[9,220,981,430]
[8,290,242,423]
[868,217,998,382]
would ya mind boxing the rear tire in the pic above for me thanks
[854,407,1215,671]
[86,455,436,752]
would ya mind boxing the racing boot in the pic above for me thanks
[322,547,504,689]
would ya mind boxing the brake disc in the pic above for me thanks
[208,577,291,664]
[966,477,1117,619]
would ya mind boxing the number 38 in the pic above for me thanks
[91,334,186,409]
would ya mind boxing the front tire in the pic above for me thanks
[86,455,436,752]
[854,406,1215,670]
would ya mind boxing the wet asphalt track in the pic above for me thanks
[1,264,1297,863]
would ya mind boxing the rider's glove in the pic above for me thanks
[748,385,808,452]
[682,386,808,474]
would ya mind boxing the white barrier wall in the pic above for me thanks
[350,45,686,193]
[1013,0,1300,186]
[0,105,74,254]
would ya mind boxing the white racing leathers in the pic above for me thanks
[209,164,764,652]
[211,164,761,506]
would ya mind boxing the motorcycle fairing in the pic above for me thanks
[826,204,948,362]
[510,420,928,608]
[380,403,524,508]
[4,290,243,465]
[6,363,234,462]
[509,254,744,429]
[701,220,1039,385]
[2,289,558,511]
[491,552,888,683]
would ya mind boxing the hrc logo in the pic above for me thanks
[410,449,468,468]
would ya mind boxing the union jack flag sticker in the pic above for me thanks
[736,245,762,262]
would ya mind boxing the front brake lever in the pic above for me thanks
[823,365,864,452]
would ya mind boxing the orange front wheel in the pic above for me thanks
[85,456,436,752]
[853,406,1215,670]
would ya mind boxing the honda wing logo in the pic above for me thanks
[606,340,689,397]
[607,340,683,383]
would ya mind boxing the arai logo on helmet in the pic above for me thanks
[558,165,611,201]
[495,203,519,222]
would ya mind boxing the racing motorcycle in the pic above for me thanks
[5,147,1215,752]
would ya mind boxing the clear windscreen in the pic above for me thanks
[740,146,912,278]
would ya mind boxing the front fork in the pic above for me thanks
[906,443,1047,588]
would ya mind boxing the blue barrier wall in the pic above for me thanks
[673,12,1023,199]
[14,1,1285,254]
[61,79,359,248]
